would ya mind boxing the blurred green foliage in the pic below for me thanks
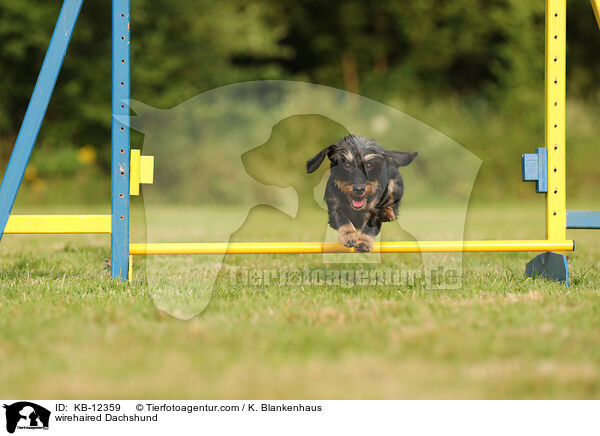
[1,0,600,205]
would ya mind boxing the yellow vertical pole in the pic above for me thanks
[128,254,133,283]
[591,0,600,29]
[545,0,567,241]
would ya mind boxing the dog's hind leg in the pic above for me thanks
[379,183,401,222]
[380,206,396,222]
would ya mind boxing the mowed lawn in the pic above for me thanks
[1,203,600,399]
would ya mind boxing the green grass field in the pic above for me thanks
[1,203,600,399]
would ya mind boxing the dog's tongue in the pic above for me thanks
[352,199,366,208]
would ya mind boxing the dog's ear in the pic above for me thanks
[384,150,417,167]
[306,144,336,173]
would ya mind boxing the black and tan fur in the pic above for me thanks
[306,135,417,252]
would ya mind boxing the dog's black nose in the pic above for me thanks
[353,185,366,195]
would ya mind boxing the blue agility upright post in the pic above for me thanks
[111,0,131,280]
[0,0,84,241]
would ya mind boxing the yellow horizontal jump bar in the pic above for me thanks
[5,215,111,234]
[129,240,574,255]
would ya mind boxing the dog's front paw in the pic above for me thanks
[338,224,357,248]
[380,206,396,222]
[355,233,374,252]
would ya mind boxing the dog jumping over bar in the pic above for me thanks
[307,135,417,252]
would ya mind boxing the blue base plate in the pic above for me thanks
[525,252,569,285]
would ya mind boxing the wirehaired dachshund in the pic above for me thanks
[307,135,417,252]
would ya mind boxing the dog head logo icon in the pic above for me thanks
[3,402,50,434]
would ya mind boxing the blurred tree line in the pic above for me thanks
[1,0,599,204]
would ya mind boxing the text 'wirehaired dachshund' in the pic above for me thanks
[307,135,417,252]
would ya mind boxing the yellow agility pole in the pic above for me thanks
[129,240,574,255]
[545,0,567,241]
[5,215,111,234]
[591,0,600,29]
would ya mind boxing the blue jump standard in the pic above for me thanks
[111,0,131,280]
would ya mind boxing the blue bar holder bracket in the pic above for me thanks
[522,147,548,193]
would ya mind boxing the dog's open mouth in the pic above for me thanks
[350,198,366,209]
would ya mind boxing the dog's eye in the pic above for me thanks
[342,162,351,170]
[365,162,374,171]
